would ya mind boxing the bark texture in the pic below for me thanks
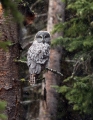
[39,0,65,120]
[0,7,23,120]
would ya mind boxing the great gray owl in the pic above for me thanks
[27,31,51,85]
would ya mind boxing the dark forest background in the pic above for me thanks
[0,0,93,120]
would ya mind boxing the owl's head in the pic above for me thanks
[34,31,51,45]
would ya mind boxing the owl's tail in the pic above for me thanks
[29,74,36,85]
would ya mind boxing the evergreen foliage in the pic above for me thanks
[52,0,93,52]
[0,101,7,120]
[56,75,93,114]
[1,0,23,24]
[53,0,93,116]
[0,41,12,51]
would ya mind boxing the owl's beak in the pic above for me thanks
[43,40,45,44]
[42,36,45,43]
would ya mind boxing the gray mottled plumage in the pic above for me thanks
[27,31,51,85]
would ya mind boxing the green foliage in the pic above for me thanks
[53,0,93,52]
[53,0,93,116]
[0,101,7,111]
[57,75,93,114]
[0,41,12,51]
[52,36,93,52]
[0,114,7,120]
[52,23,64,34]
[67,0,93,17]
[0,101,7,120]
[1,0,24,24]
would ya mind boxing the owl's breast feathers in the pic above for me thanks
[27,42,50,74]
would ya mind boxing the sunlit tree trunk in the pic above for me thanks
[0,5,23,120]
[39,0,65,120]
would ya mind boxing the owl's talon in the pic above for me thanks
[29,74,36,86]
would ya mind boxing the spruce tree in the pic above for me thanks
[53,0,93,117]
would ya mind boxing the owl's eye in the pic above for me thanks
[45,36,48,38]
[45,34,50,38]
[37,36,42,38]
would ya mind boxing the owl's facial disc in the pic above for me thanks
[35,31,51,44]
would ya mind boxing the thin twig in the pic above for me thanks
[20,99,39,105]
[46,67,63,77]
[65,60,76,63]
[14,59,27,64]
[72,60,83,76]
[30,0,41,10]
[36,13,47,17]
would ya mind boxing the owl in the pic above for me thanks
[27,31,51,85]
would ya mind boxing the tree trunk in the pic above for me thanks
[39,0,65,120]
[0,5,23,120]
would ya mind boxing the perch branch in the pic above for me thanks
[46,67,63,77]
[14,60,63,76]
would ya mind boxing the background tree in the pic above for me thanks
[53,0,93,119]
[0,1,24,120]
[39,0,65,120]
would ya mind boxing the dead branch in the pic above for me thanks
[30,0,41,10]
[36,13,47,17]
[65,60,76,63]
[14,59,27,64]
[46,67,63,77]
[72,60,83,76]
[20,99,39,105]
